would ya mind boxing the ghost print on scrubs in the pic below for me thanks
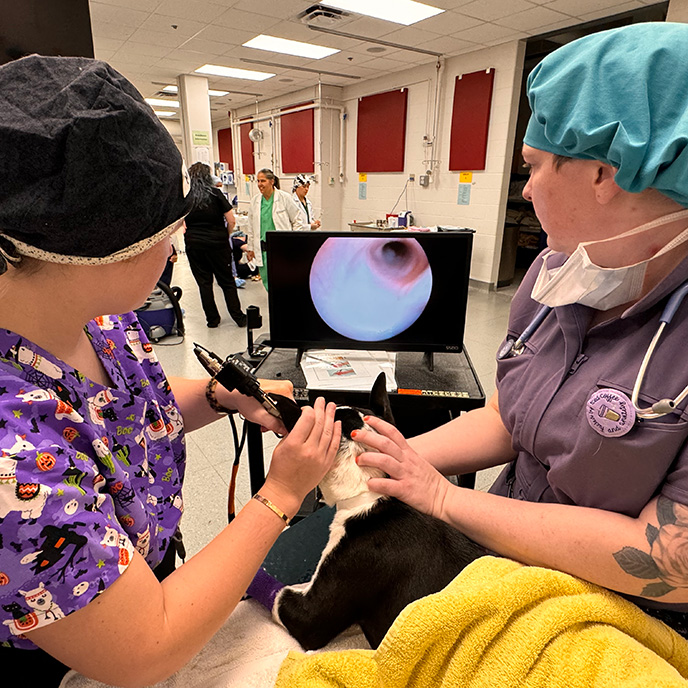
[0,312,184,647]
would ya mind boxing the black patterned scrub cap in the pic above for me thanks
[0,54,192,273]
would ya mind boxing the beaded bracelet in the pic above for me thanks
[253,493,291,526]
[205,378,235,415]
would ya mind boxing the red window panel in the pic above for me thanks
[281,102,314,174]
[356,89,408,173]
[449,68,495,171]
[240,118,255,176]
[217,127,234,170]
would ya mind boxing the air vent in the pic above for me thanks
[298,4,351,28]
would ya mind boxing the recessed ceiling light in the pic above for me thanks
[146,98,179,108]
[321,0,443,25]
[243,34,339,59]
[154,111,176,118]
[195,64,275,81]
[161,85,229,97]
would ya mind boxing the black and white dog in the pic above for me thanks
[270,375,487,651]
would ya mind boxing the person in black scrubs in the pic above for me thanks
[184,162,247,328]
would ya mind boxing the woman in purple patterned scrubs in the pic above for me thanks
[357,23,688,639]
[0,56,340,686]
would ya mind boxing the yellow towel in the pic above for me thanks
[275,556,688,688]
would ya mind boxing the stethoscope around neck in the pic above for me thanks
[497,280,688,421]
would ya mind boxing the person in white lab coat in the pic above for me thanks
[292,174,321,231]
[247,168,304,290]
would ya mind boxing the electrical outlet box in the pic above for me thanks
[419,174,430,187]
[408,174,415,182]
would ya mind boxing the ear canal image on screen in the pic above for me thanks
[309,237,433,341]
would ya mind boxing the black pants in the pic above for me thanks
[0,544,178,687]
[185,241,244,325]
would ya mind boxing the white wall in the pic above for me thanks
[226,39,526,287]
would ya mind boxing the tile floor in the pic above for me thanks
[153,251,520,558]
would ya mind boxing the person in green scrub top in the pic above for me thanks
[247,168,304,290]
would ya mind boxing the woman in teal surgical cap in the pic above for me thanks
[355,22,688,638]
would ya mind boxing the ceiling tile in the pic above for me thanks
[229,0,312,20]
[138,13,207,39]
[93,37,126,52]
[195,24,256,45]
[89,2,152,26]
[91,0,161,11]
[94,49,117,62]
[91,22,137,41]
[214,7,284,32]
[577,0,643,21]
[128,28,190,49]
[459,0,536,22]
[261,21,322,43]
[417,36,477,54]
[118,41,172,58]
[493,6,572,30]
[415,9,483,33]
[177,39,230,56]
[452,21,526,44]
[545,0,638,16]
[378,26,443,45]
[153,0,228,23]
[333,16,403,39]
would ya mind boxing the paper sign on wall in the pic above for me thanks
[459,172,473,183]
[359,173,367,182]
[457,183,471,205]
[358,182,367,200]
[192,130,211,145]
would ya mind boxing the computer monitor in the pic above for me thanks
[266,230,473,354]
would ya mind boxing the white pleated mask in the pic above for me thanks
[531,209,688,309]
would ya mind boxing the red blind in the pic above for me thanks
[449,69,495,171]
[281,102,314,174]
[356,89,408,173]
[217,127,234,169]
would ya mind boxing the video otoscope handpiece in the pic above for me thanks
[193,342,282,420]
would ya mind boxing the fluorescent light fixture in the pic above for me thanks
[145,98,179,108]
[243,34,339,59]
[154,110,176,118]
[195,64,274,80]
[161,85,229,97]
[322,0,443,25]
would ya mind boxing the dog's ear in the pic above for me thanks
[369,373,395,425]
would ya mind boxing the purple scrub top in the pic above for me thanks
[492,251,688,517]
[0,313,185,647]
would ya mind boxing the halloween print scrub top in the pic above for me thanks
[0,313,185,648]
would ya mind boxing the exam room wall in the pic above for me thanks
[224,40,525,288]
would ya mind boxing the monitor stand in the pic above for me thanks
[295,348,305,368]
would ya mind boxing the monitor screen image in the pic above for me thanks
[266,230,473,353]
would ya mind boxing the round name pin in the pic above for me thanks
[586,388,636,437]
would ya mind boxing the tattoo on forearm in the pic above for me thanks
[613,496,688,598]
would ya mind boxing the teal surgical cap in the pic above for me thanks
[524,22,688,207]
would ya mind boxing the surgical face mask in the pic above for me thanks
[531,209,688,309]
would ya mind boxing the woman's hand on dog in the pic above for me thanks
[262,398,341,517]
[355,416,450,521]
